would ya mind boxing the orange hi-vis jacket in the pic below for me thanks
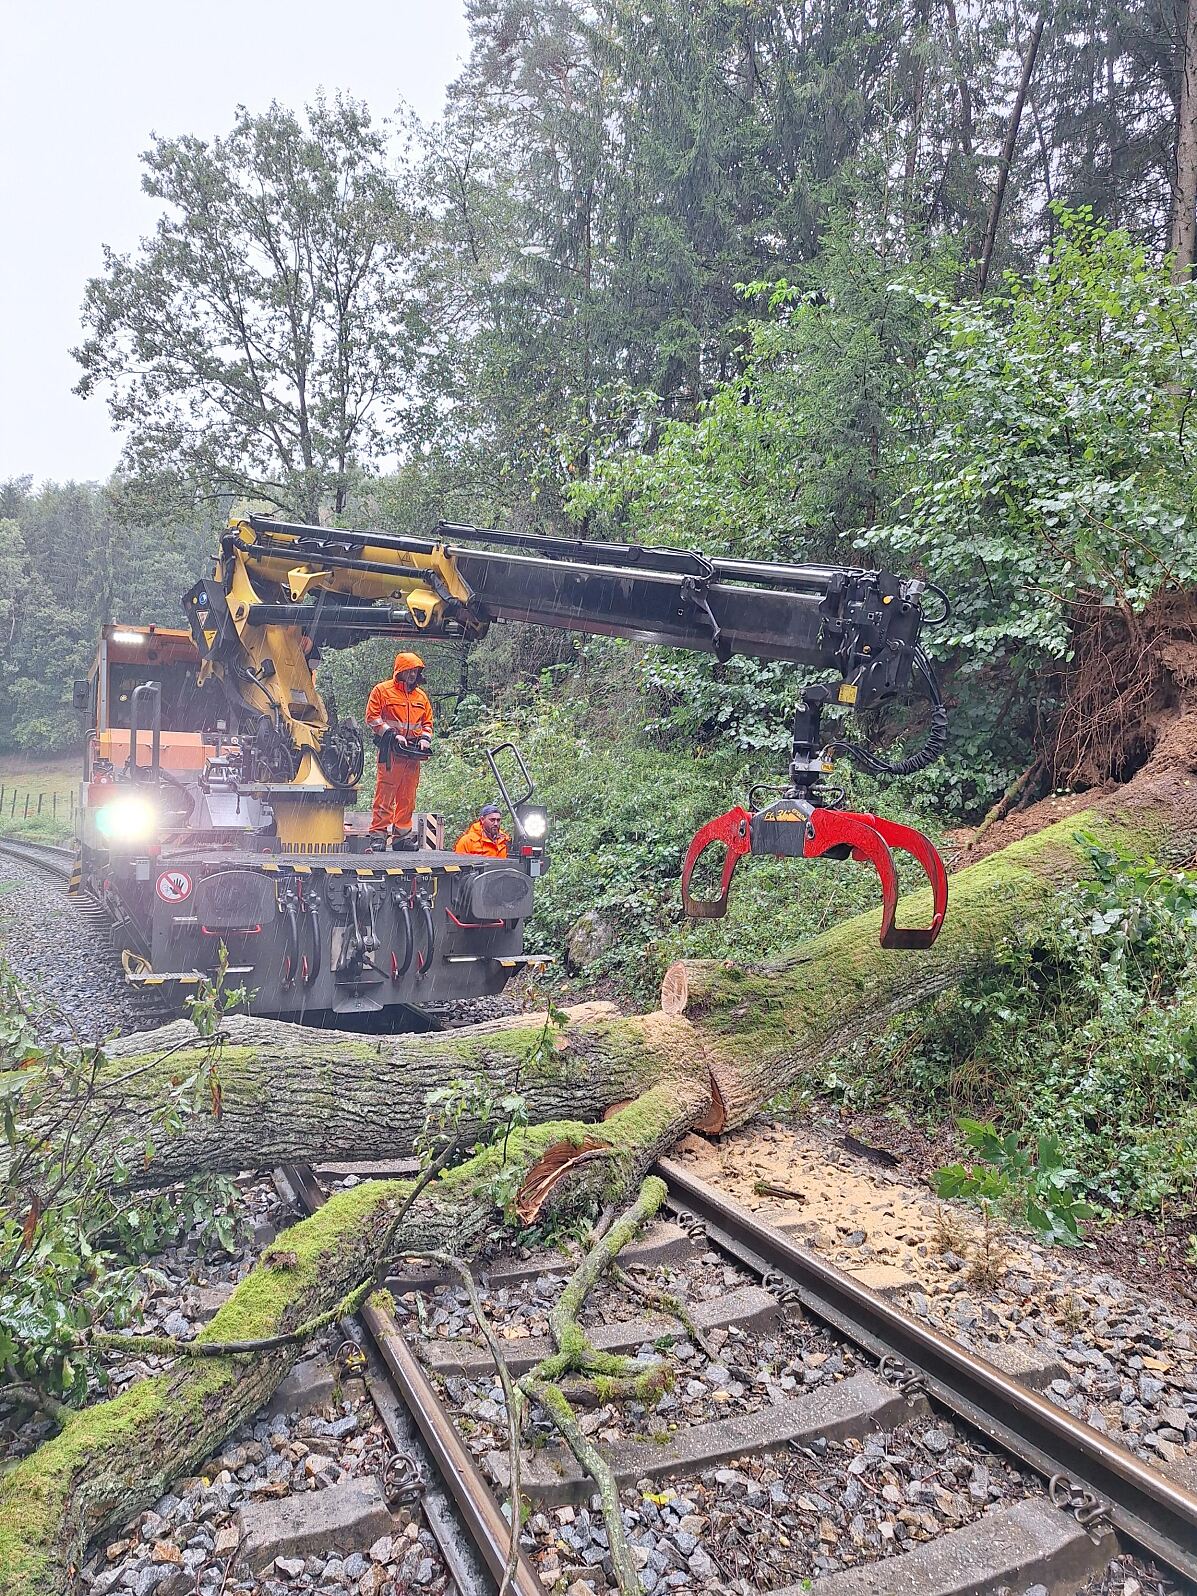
[366,661,434,834]
[454,820,510,858]
[364,678,434,742]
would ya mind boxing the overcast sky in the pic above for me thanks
[0,0,470,490]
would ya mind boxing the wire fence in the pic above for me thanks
[0,786,77,824]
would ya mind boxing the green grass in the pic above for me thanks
[0,753,81,843]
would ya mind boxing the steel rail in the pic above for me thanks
[0,835,75,882]
[283,1162,543,1596]
[656,1157,1197,1588]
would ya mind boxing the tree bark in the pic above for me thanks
[2,1003,714,1193]
[662,739,1197,1128]
[977,6,1049,292]
[0,1078,708,1595]
[1172,0,1197,278]
[4,729,1197,1592]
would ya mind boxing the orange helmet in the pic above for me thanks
[393,652,425,675]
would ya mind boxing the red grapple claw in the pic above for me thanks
[681,807,752,920]
[804,808,947,948]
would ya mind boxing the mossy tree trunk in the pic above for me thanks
[2,1003,717,1191]
[0,1083,703,1596]
[4,735,1197,1593]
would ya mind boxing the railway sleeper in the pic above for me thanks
[418,1283,780,1380]
[769,1496,1111,1596]
[486,1368,928,1505]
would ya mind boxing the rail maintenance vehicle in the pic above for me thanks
[72,516,950,1022]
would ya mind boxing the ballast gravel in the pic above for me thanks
[411,1239,1043,1592]
[79,1393,448,1596]
[0,855,153,1040]
[2,1165,451,1596]
[677,1122,1197,1467]
[416,1246,864,1446]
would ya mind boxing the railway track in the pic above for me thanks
[0,831,184,1028]
[0,833,76,881]
[276,1157,1197,1596]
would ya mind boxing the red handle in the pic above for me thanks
[681,807,753,920]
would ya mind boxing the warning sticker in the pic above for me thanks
[202,627,217,649]
[155,869,193,904]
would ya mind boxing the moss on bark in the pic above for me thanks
[663,808,1169,1126]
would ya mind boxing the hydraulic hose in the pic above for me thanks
[393,902,414,980]
[826,648,948,778]
[414,898,436,977]
[282,903,300,989]
[304,904,321,988]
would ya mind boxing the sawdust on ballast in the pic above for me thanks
[670,1118,1197,1395]
[669,1118,1050,1311]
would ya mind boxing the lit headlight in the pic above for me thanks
[517,805,548,841]
[95,792,157,845]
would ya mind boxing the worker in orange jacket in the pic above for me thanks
[455,803,510,858]
[365,652,434,850]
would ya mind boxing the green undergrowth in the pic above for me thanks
[813,833,1197,1224]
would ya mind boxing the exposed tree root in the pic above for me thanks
[1052,591,1197,789]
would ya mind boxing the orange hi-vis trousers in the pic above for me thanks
[370,758,421,834]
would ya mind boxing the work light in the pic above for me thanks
[95,791,157,845]
[516,805,548,842]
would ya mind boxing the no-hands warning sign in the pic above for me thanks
[155,869,193,903]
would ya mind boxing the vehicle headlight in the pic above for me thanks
[517,805,548,841]
[95,792,157,845]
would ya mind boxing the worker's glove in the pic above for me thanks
[393,733,410,749]
[416,737,431,754]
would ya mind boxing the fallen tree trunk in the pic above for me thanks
[0,1078,708,1595]
[4,735,1197,1593]
[2,1002,721,1190]
[664,766,1197,1129]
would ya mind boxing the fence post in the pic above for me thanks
[53,792,57,818]
[37,793,44,815]
[23,793,30,818]
[9,790,15,816]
